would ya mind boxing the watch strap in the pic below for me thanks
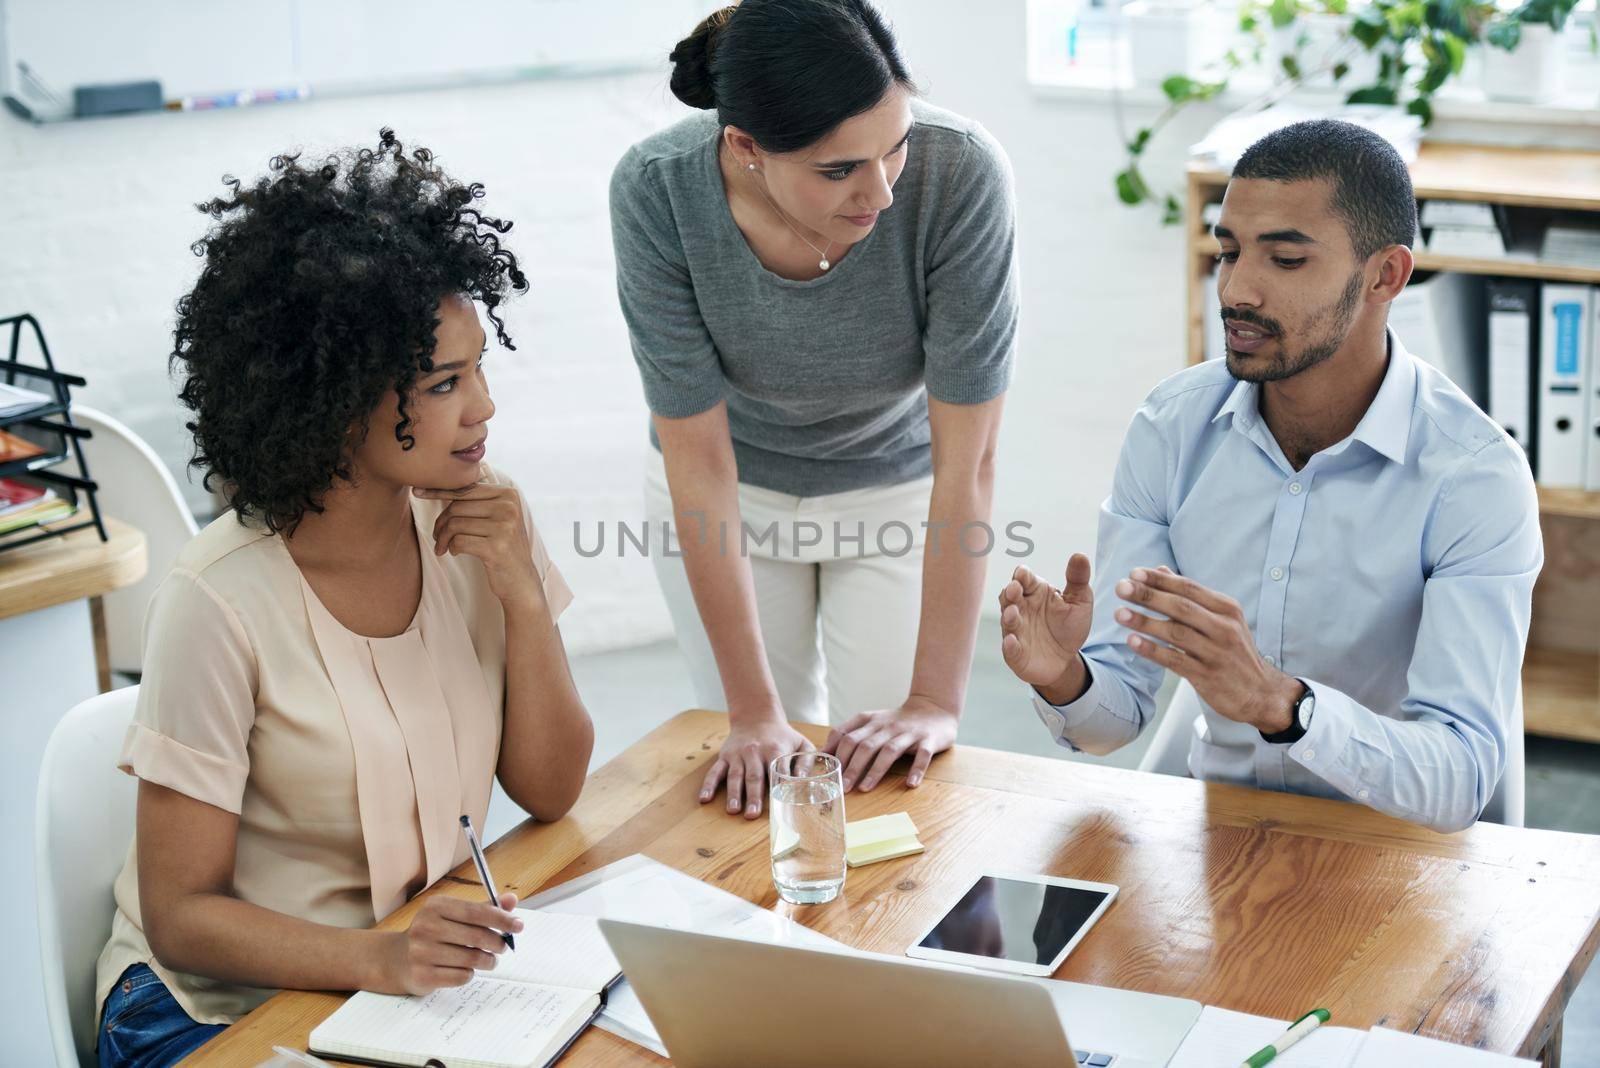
[1259,683,1311,745]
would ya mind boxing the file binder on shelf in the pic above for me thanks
[1486,280,1538,468]
[1536,285,1592,489]
[1588,290,1600,491]
[0,313,106,555]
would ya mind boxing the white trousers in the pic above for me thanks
[644,449,931,726]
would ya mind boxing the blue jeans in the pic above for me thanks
[99,964,226,1068]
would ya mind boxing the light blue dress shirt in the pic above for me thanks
[1033,334,1542,832]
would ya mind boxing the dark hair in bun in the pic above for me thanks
[668,0,914,154]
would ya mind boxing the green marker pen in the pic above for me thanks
[1241,1008,1331,1068]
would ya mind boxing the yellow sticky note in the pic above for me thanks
[846,834,924,867]
[845,812,919,850]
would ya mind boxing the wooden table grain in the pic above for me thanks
[184,710,1600,1067]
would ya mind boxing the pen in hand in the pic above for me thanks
[459,814,515,950]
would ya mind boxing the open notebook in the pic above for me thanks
[309,911,622,1068]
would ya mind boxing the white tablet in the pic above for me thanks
[904,871,1118,977]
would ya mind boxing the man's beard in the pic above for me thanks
[1224,270,1364,384]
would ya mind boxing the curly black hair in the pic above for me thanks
[172,128,529,534]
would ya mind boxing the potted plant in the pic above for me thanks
[1114,0,1499,220]
[1482,0,1579,102]
[1125,0,1212,86]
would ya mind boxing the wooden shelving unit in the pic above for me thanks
[1184,141,1600,744]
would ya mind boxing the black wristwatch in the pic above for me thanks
[1259,681,1315,745]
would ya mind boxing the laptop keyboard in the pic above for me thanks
[1074,1052,1115,1066]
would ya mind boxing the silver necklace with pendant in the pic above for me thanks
[748,162,833,271]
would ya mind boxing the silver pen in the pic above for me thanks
[459,814,514,949]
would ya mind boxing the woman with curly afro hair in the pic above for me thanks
[93,130,594,1067]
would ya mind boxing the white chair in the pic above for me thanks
[73,407,199,677]
[37,685,140,1068]
[1136,679,1525,828]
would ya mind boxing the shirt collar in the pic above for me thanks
[1211,329,1416,466]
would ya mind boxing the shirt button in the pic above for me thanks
[1289,482,1303,495]
[1270,566,1285,581]
[1263,654,1277,666]
[1358,789,1370,800]
[1302,748,1316,761]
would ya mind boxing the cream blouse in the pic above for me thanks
[94,468,572,1026]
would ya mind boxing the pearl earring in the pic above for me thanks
[747,163,756,171]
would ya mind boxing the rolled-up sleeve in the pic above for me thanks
[1282,441,1542,832]
[1033,401,1177,756]
[120,568,258,813]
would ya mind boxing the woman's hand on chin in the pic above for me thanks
[414,482,544,609]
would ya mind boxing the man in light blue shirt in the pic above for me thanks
[999,120,1541,833]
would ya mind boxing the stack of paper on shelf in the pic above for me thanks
[1422,200,1509,258]
[0,382,51,418]
[1541,222,1600,269]
[845,811,925,867]
[0,477,73,533]
[0,428,47,463]
[1191,103,1421,171]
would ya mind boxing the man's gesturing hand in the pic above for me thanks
[1114,566,1301,735]
[998,553,1095,705]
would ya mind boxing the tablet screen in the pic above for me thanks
[915,876,1110,965]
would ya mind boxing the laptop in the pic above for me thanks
[599,919,1202,1067]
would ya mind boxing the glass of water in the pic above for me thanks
[769,751,846,905]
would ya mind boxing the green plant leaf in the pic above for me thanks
[1406,96,1435,125]
[1281,54,1303,78]
[1333,60,1351,80]
[1115,167,1151,206]
[1161,74,1198,101]
[1162,195,1184,226]
[1128,128,1152,155]
[1486,18,1521,49]
[1346,84,1399,104]
[1269,0,1299,28]
[1351,12,1387,47]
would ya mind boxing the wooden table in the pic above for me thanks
[187,710,1600,1067]
[0,516,146,691]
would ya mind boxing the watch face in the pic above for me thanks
[1297,692,1315,730]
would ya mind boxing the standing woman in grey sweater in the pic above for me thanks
[611,0,1018,818]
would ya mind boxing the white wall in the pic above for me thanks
[1,1,1215,659]
[0,4,1233,1064]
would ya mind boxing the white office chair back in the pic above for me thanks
[72,406,199,677]
[37,685,141,1068]
[1137,680,1525,828]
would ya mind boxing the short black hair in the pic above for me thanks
[173,128,528,534]
[668,0,915,153]
[1231,119,1416,259]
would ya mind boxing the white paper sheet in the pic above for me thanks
[1356,1027,1537,1067]
[1168,1006,1367,1068]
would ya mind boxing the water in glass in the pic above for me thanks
[769,752,846,905]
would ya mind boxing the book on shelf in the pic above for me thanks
[308,911,622,1068]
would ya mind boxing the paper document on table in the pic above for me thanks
[1355,1027,1537,1066]
[521,853,843,948]
[1168,1006,1366,1067]
[520,854,848,1055]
